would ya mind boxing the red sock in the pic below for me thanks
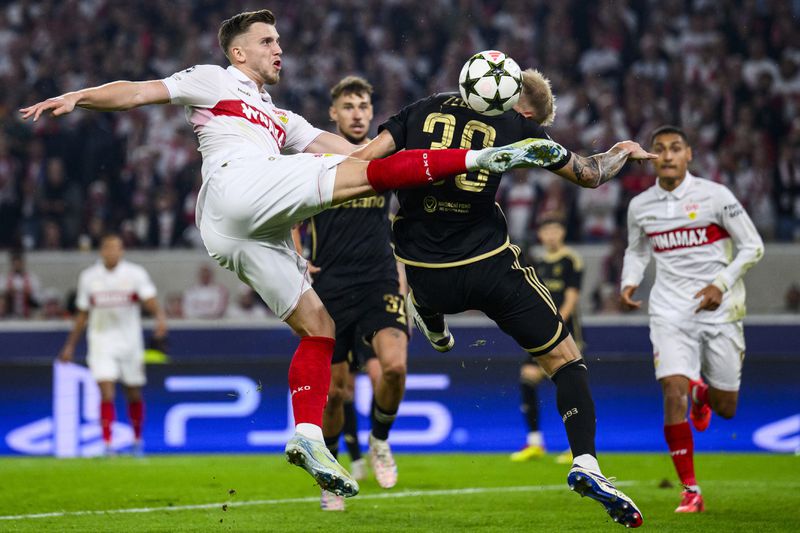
[366,149,470,192]
[288,336,335,428]
[664,421,697,486]
[101,401,115,444]
[128,400,144,440]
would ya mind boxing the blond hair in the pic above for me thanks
[520,68,556,126]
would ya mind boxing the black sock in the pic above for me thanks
[324,434,340,459]
[520,380,539,432]
[370,398,397,441]
[415,300,445,332]
[551,359,596,457]
[342,400,362,461]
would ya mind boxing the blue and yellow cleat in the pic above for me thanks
[285,434,360,497]
[568,466,643,528]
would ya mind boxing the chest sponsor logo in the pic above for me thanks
[646,224,730,253]
[209,100,286,147]
[90,291,138,308]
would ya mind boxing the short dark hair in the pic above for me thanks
[537,215,566,230]
[330,76,374,103]
[218,10,276,61]
[650,125,689,146]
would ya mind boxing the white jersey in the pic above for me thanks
[75,260,157,358]
[621,173,764,323]
[161,64,324,222]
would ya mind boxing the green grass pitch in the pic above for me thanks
[1,453,798,532]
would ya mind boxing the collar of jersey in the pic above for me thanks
[226,65,271,102]
[655,171,694,200]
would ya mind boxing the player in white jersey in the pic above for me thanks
[58,234,167,456]
[21,10,564,497]
[620,125,764,513]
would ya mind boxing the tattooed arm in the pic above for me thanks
[554,141,656,188]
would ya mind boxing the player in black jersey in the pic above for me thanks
[511,217,583,464]
[293,76,409,510]
[352,67,653,528]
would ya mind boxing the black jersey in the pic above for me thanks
[309,192,398,299]
[533,247,583,341]
[379,92,570,268]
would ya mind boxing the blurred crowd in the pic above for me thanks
[0,0,799,256]
[0,248,271,320]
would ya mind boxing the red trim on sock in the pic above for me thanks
[288,336,335,427]
[101,401,115,444]
[128,400,144,440]
[366,149,469,193]
[664,421,696,486]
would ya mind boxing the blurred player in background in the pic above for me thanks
[293,76,410,510]
[511,217,582,465]
[21,9,553,497]
[621,125,764,513]
[354,66,655,528]
[1,250,42,318]
[58,234,167,456]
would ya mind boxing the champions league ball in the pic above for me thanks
[458,50,523,116]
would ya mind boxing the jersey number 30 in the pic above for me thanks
[423,113,497,192]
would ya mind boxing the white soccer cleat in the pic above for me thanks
[369,434,398,489]
[350,458,368,481]
[285,434,360,497]
[406,291,454,352]
[320,489,345,511]
[476,138,569,174]
[567,466,643,528]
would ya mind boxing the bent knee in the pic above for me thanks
[520,363,545,384]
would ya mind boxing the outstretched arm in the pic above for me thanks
[554,141,656,189]
[20,80,170,121]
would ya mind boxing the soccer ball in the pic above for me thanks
[458,50,522,116]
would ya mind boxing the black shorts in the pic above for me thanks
[405,245,569,357]
[320,281,409,365]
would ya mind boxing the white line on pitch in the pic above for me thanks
[0,481,636,521]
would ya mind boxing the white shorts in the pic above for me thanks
[87,352,146,387]
[199,153,345,320]
[649,317,745,391]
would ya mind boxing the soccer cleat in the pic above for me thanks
[285,434,360,497]
[675,488,705,513]
[369,434,398,489]
[406,292,454,352]
[689,379,712,432]
[475,138,569,174]
[567,466,643,528]
[350,458,368,481]
[320,489,346,511]
[510,444,546,462]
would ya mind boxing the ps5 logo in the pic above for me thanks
[165,374,454,448]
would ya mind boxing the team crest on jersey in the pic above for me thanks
[684,202,699,220]
[423,196,438,213]
[273,109,290,124]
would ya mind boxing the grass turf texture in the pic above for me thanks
[1,453,797,532]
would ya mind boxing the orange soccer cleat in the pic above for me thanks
[675,489,705,513]
[689,379,712,432]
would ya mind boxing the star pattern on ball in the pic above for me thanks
[460,71,480,98]
[481,89,514,113]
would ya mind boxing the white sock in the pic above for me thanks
[685,484,701,494]
[526,431,544,447]
[572,453,602,475]
[465,150,480,171]
[295,423,323,442]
